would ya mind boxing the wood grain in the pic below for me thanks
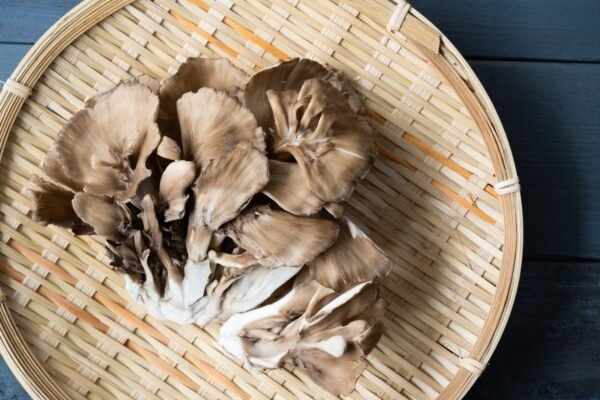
[466,261,600,399]
[412,0,600,61]
[0,0,80,44]
[472,60,600,259]
[0,45,30,82]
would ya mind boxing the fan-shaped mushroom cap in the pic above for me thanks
[219,281,385,395]
[160,58,249,118]
[49,82,161,201]
[177,88,266,169]
[262,160,323,216]
[72,193,130,241]
[42,147,84,193]
[267,78,376,202]
[310,218,393,290]
[245,58,329,131]
[85,75,160,108]
[210,206,339,269]
[159,160,196,222]
[157,136,182,160]
[29,175,92,233]
[187,145,269,261]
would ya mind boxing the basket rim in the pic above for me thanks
[0,1,523,399]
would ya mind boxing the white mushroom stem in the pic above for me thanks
[125,257,211,324]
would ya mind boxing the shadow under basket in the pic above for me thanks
[0,0,523,399]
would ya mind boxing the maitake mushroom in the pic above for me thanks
[30,57,393,395]
[220,280,385,396]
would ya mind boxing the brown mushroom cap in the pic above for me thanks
[159,160,196,222]
[177,88,266,169]
[85,75,160,108]
[187,145,269,261]
[219,281,385,396]
[160,57,249,118]
[245,58,329,131]
[29,175,92,233]
[211,206,339,268]
[267,78,376,202]
[262,160,323,216]
[310,218,393,290]
[72,192,130,242]
[156,136,182,161]
[50,82,161,201]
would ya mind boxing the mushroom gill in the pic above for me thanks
[210,206,339,269]
[219,280,385,396]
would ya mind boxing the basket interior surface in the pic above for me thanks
[0,0,522,399]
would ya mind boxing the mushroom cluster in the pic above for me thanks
[30,58,393,395]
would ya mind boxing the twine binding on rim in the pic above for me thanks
[459,358,487,376]
[0,79,32,99]
[387,0,411,32]
[494,177,521,195]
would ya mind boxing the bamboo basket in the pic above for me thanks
[0,0,523,399]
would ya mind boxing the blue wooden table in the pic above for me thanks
[1,1,599,399]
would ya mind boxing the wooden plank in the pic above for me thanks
[471,60,600,259]
[0,44,30,81]
[0,0,80,44]
[0,357,27,399]
[467,261,600,399]
[412,0,600,61]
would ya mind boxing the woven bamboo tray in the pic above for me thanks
[0,0,523,399]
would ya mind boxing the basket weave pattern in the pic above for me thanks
[0,0,522,399]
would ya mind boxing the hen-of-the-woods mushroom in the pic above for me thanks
[310,218,393,290]
[30,57,394,395]
[209,206,339,268]
[47,82,161,201]
[220,280,385,395]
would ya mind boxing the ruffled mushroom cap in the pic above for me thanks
[160,58,249,119]
[29,175,92,234]
[85,75,160,108]
[262,160,323,216]
[186,145,269,261]
[47,82,161,201]
[310,218,393,290]
[72,193,131,241]
[156,136,182,161]
[177,88,266,169]
[245,58,329,131]
[266,78,376,202]
[159,160,196,222]
[210,206,339,269]
[219,280,385,396]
